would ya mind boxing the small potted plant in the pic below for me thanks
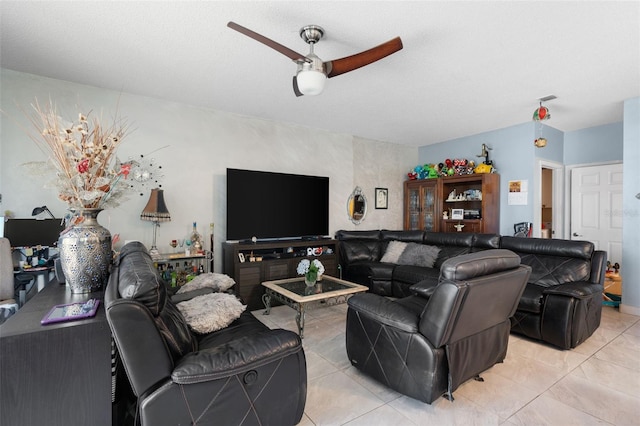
[297,258,325,287]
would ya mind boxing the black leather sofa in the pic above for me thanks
[105,242,307,426]
[346,250,531,403]
[335,230,606,350]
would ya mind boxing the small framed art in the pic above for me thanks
[375,188,388,209]
[451,209,464,220]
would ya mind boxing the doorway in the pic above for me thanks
[534,159,564,238]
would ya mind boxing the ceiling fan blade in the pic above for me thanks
[324,37,403,78]
[227,21,308,62]
[292,76,304,97]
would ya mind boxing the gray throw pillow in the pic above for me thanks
[380,240,408,264]
[176,293,246,334]
[397,243,441,268]
[176,272,236,294]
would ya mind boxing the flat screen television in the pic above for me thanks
[2,218,65,247]
[226,168,329,241]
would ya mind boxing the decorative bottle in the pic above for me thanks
[190,222,203,254]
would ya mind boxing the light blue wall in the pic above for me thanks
[622,98,640,313]
[418,122,563,236]
[564,122,624,165]
[418,110,637,313]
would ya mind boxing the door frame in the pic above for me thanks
[534,159,564,238]
[563,160,623,240]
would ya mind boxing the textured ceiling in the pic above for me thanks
[1,1,638,146]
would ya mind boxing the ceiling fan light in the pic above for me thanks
[296,70,326,95]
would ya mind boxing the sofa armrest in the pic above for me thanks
[409,280,437,298]
[347,293,419,333]
[171,329,302,384]
[543,282,603,299]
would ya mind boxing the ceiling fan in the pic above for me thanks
[227,22,403,97]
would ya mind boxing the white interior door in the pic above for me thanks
[570,163,623,268]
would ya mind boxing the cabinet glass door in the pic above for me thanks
[407,187,420,230]
[421,185,436,231]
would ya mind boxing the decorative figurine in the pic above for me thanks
[476,143,493,166]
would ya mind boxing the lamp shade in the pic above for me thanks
[296,70,326,96]
[140,188,171,222]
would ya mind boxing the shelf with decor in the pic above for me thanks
[222,239,339,311]
[440,173,500,234]
[153,251,212,287]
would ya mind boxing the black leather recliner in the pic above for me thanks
[105,243,307,425]
[346,249,531,404]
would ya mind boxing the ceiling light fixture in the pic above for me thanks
[532,95,556,148]
[294,27,326,96]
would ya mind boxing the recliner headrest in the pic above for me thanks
[116,242,167,316]
[440,249,521,281]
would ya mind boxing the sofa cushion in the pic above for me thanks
[397,243,441,268]
[117,241,196,359]
[343,262,384,287]
[516,254,592,287]
[380,240,407,263]
[433,245,471,269]
[471,234,501,250]
[394,265,440,286]
[177,293,247,334]
[423,232,474,247]
[117,242,167,316]
[380,230,425,243]
[500,236,594,260]
[176,272,236,294]
[340,240,382,263]
[517,283,545,313]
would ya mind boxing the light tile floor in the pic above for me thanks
[252,304,640,426]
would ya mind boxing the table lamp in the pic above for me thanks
[140,188,171,258]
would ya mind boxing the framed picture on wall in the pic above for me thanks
[375,188,388,209]
[451,209,464,220]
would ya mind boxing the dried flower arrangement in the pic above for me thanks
[22,99,134,210]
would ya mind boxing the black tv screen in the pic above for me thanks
[3,218,65,247]
[227,168,329,241]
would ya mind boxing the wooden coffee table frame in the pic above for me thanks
[262,276,368,338]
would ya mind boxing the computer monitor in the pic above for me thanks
[2,218,65,247]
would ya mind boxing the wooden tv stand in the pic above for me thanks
[222,239,339,311]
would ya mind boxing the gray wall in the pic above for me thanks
[0,69,416,270]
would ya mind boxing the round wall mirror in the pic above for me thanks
[347,187,367,225]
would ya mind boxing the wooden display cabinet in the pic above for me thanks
[404,173,500,234]
[404,179,440,231]
[223,239,339,311]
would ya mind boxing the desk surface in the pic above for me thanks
[0,280,103,336]
[0,281,112,426]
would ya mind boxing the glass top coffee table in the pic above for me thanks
[262,276,368,338]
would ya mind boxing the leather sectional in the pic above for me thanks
[335,230,607,349]
[105,242,307,425]
[346,249,531,403]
